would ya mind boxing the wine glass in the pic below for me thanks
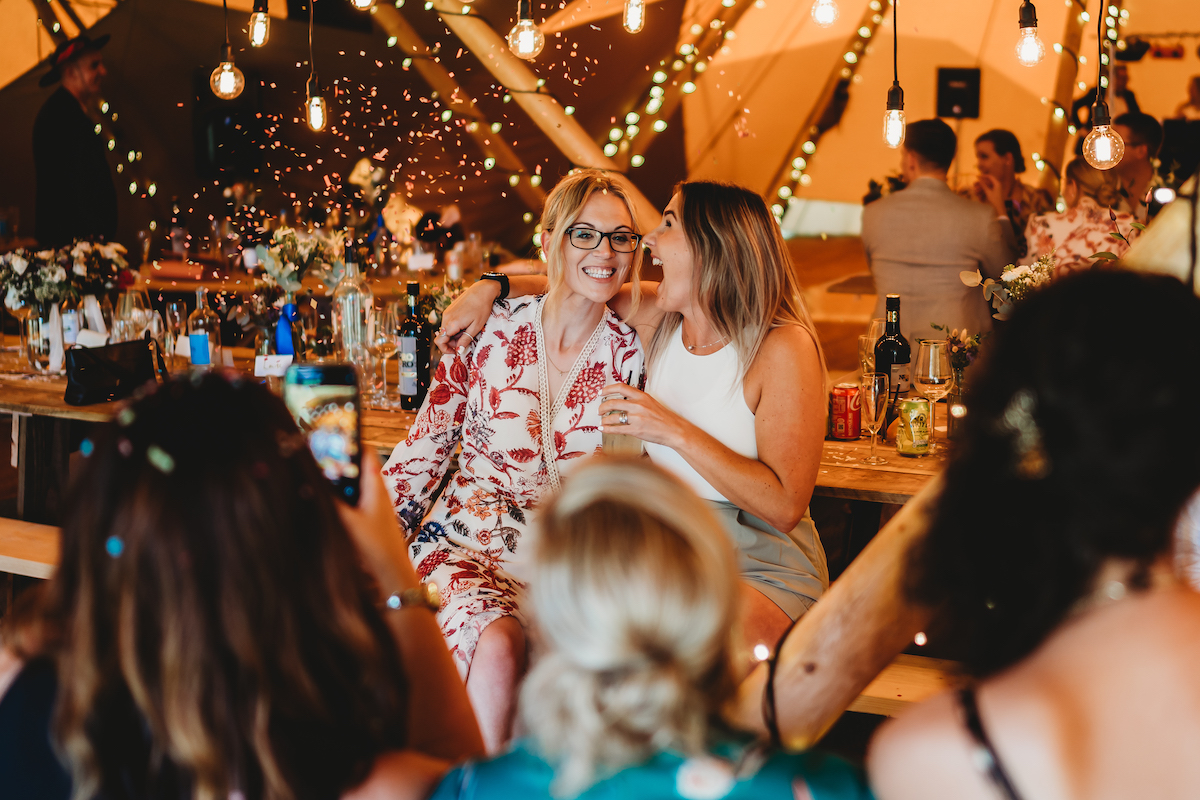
[860,372,889,465]
[116,290,152,339]
[866,317,885,346]
[165,301,188,366]
[296,297,318,361]
[368,302,400,408]
[914,339,953,452]
[858,334,875,375]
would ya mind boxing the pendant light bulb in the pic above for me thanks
[306,76,327,132]
[1014,1,1043,66]
[811,0,838,27]
[883,81,905,149]
[623,0,646,33]
[1082,103,1124,169]
[210,44,245,99]
[508,1,544,60]
[350,0,377,9]
[249,13,270,47]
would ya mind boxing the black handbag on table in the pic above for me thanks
[63,337,170,406]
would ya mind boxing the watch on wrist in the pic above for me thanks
[479,272,510,301]
[385,582,441,612]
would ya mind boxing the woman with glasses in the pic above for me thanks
[438,182,828,670]
[383,169,644,752]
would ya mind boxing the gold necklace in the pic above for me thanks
[683,328,728,352]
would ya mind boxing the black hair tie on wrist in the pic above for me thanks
[762,615,802,749]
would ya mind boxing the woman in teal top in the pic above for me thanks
[430,458,871,800]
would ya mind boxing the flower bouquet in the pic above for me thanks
[69,240,132,295]
[960,253,1056,320]
[1,248,73,312]
[255,227,346,294]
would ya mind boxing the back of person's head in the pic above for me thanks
[903,119,957,172]
[909,271,1200,678]
[50,373,407,800]
[1064,157,1123,207]
[539,168,643,299]
[521,458,739,798]
[976,129,1027,174]
[648,180,824,383]
[1114,111,1164,159]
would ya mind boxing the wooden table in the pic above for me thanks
[1,356,944,521]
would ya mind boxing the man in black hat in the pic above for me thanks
[33,34,119,248]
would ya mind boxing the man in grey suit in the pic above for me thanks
[862,119,1017,345]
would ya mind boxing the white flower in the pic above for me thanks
[73,263,88,277]
[35,250,55,260]
[1002,265,1031,282]
[49,267,67,283]
[97,242,126,260]
[675,757,736,800]
[10,255,28,276]
[71,242,92,259]
[4,286,20,311]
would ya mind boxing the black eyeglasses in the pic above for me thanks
[564,227,642,253]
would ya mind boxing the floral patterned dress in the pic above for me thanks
[1023,196,1142,276]
[383,296,643,677]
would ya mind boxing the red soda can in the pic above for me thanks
[831,383,861,440]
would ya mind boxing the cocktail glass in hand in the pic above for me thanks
[860,372,889,465]
[601,372,643,455]
[914,339,953,452]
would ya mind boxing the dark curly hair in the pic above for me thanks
[907,270,1200,678]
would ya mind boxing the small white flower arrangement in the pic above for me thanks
[255,227,346,294]
[960,252,1056,320]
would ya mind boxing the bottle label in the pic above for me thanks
[62,310,80,345]
[399,336,418,395]
[190,332,211,365]
[890,362,911,394]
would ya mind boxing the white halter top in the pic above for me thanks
[644,325,757,502]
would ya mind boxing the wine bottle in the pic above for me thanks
[399,281,430,411]
[333,235,374,390]
[188,287,221,370]
[873,294,911,415]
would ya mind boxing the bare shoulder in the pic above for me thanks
[867,690,987,800]
[341,750,449,800]
[752,325,821,380]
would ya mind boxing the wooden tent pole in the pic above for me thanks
[541,0,668,35]
[725,476,941,749]
[428,1,661,228]
[1037,0,1089,193]
[372,5,547,213]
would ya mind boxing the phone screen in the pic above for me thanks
[283,365,362,505]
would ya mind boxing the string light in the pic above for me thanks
[210,0,245,99]
[1015,0,1044,66]
[883,0,904,148]
[623,0,646,33]
[812,0,838,27]
[507,0,545,60]
[350,0,378,9]
[305,0,326,131]
[1082,6,1123,168]
[249,0,270,47]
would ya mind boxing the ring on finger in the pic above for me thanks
[619,410,629,425]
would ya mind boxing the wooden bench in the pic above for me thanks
[0,517,58,580]
[848,653,958,717]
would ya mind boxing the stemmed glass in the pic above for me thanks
[115,290,152,342]
[165,301,188,367]
[858,335,875,375]
[860,372,889,465]
[914,339,953,452]
[368,302,400,408]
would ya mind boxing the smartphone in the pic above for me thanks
[283,363,362,506]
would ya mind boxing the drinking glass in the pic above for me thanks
[165,300,188,366]
[866,317,885,346]
[368,302,400,408]
[858,334,875,375]
[914,339,953,452]
[296,299,318,361]
[860,372,889,465]
[116,290,152,339]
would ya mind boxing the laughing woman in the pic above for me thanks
[437,181,829,663]
[382,169,644,752]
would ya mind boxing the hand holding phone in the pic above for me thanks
[283,363,363,506]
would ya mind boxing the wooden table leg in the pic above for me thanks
[16,414,72,525]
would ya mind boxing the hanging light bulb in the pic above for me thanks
[306,76,327,132]
[1082,105,1124,169]
[210,43,245,99]
[811,0,838,27]
[623,0,646,33]
[1014,1,1044,66]
[350,0,377,9]
[883,81,905,148]
[249,0,270,47]
[507,0,545,60]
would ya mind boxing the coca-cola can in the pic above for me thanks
[831,383,861,440]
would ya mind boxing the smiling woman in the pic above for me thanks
[382,169,645,753]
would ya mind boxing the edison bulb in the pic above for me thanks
[1082,125,1124,170]
[249,12,270,47]
[307,94,328,132]
[883,108,906,148]
[623,0,646,33]
[350,0,376,9]
[507,19,545,60]
[210,61,245,100]
[1015,27,1044,66]
[812,0,838,27]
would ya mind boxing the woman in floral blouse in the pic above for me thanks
[1023,157,1142,275]
[382,169,644,751]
